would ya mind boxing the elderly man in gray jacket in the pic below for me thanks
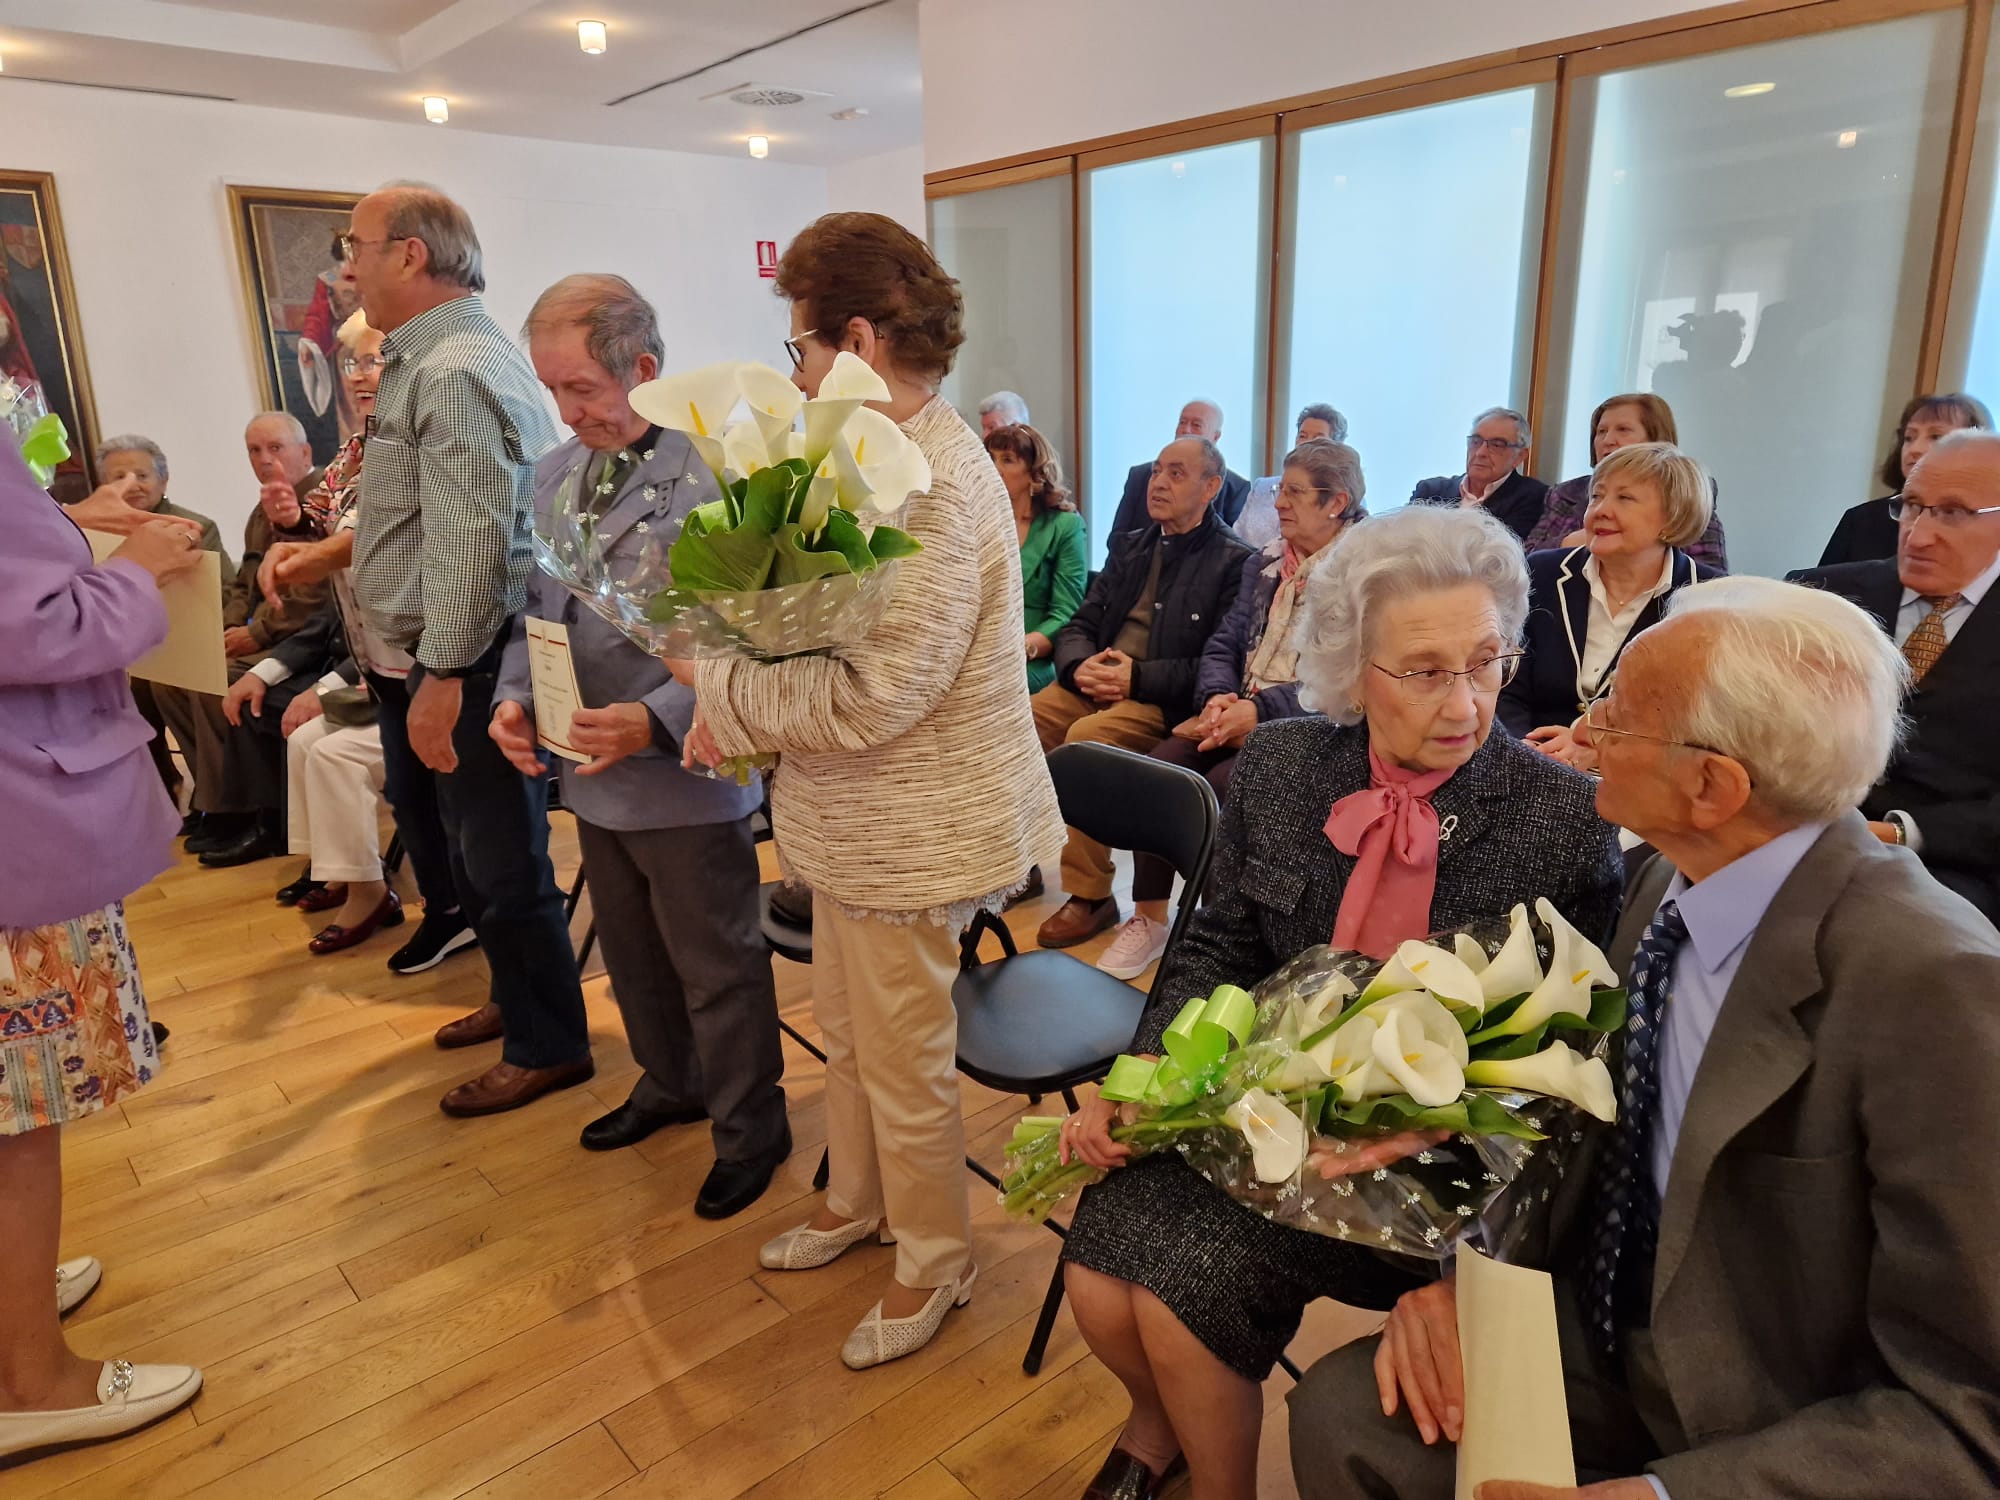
[492,274,789,1220]
[1291,575,2000,1500]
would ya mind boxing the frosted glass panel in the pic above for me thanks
[1551,14,1956,577]
[1084,137,1272,563]
[931,174,1075,487]
[1282,87,1547,513]
[1940,29,2000,401]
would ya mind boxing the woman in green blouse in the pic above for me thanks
[985,422,1086,692]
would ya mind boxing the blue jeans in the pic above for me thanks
[370,651,588,1070]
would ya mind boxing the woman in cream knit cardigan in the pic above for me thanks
[687,213,1064,1369]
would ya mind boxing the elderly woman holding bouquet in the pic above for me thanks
[683,213,1066,1369]
[1057,505,1622,1500]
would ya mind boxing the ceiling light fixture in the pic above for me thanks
[578,20,607,54]
[830,106,869,121]
[0,46,7,74]
[1723,81,1776,98]
[748,134,770,158]
[423,95,449,123]
[1837,128,1860,148]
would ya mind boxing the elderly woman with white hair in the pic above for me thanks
[1053,505,1624,1500]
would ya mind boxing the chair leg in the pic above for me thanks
[813,1148,829,1191]
[1061,1086,1081,1113]
[779,1018,828,1065]
[1023,1258,1068,1375]
[565,863,587,920]
[577,921,598,968]
[1276,1352,1303,1382]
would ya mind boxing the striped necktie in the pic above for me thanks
[1583,898,1687,1357]
[1901,594,1961,684]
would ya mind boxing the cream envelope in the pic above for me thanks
[85,530,227,696]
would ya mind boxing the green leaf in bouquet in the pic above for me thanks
[1585,986,1628,1034]
[1468,986,1624,1051]
[1460,1091,1548,1141]
[645,585,701,623]
[1325,1094,1474,1136]
[866,524,923,561]
[770,524,861,586]
[740,463,797,535]
[813,508,879,574]
[1470,1025,1560,1062]
[668,518,777,593]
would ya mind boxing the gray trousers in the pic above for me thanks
[1288,1294,1674,1499]
[574,815,788,1162]
[155,660,287,815]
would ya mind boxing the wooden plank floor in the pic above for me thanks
[25,813,1380,1498]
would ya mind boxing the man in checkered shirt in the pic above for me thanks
[347,182,592,1117]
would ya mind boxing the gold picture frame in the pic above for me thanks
[227,184,364,467]
[0,168,100,498]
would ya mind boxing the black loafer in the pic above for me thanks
[185,814,249,855]
[694,1124,792,1219]
[1083,1449,1185,1500]
[199,817,286,868]
[275,867,325,906]
[579,1099,706,1152]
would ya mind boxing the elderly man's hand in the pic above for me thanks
[258,540,337,609]
[1374,1280,1464,1446]
[572,702,653,778]
[489,699,546,778]
[409,672,463,773]
[222,673,266,727]
[222,626,260,659]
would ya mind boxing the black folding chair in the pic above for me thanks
[753,793,833,1192]
[953,741,1220,1375]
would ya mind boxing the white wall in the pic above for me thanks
[6,78,825,540]
[919,0,1717,171]
[824,145,928,235]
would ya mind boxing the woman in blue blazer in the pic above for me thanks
[1501,442,1721,764]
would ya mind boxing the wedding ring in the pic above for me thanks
[183,532,199,548]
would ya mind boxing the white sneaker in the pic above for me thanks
[840,1264,978,1370]
[758,1217,890,1271]
[1097,915,1170,980]
[56,1256,102,1317]
[0,1359,202,1459]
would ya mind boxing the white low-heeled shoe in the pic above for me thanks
[840,1263,978,1370]
[758,1217,891,1271]
[0,1359,202,1459]
[56,1256,102,1317]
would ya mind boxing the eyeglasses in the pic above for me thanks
[1581,694,1723,755]
[1886,493,2000,528]
[332,233,410,263]
[1275,481,1333,503]
[1466,435,1526,453]
[1370,652,1523,703]
[783,329,820,371]
[340,354,387,377]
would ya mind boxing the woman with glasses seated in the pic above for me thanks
[1098,439,1366,982]
[1522,392,1728,570]
[1501,443,1720,772]
[1053,505,1622,1500]
[1819,392,1992,567]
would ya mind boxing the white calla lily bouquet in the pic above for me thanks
[1001,900,1626,1260]
[533,351,927,664]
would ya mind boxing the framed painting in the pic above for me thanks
[227,185,364,466]
[0,169,99,499]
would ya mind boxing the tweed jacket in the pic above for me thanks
[1542,819,2000,1499]
[1134,717,1623,1052]
[698,396,1066,916]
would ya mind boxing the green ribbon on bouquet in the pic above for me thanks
[20,414,69,487]
[1100,984,1256,1105]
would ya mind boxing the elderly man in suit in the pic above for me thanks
[1288,574,2000,1500]
[1787,427,2000,922]
[490,274,789,1218]
[1410,406,1550,544]
[1107,399,1252,535]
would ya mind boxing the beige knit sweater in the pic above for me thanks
[698,396,1066,917]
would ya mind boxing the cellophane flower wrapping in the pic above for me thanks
[1000,901,1626,1263]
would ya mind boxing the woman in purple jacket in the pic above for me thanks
[0,435,207,1460]
[1095,439,1365,980]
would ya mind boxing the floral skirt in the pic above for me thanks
[0,903,155,1134]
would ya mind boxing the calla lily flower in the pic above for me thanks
[720,421,771,484]
[737,362,805,452]
[830,406,932,514]
[819,350,891,402]
[1224,1088,1309,1183]
[629,360,744,476]
[1290,972,1359,1039]
[1366,991,1468,1107]
[1476,903,1546,1004]
[1359,940,1486,1014]
[1465,1041,1618,1123]
[1273,1010,1378,1092]
[1483,898,1619,1039]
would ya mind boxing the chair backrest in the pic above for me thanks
[1047,741,1219,950]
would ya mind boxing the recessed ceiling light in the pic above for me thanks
[1837,128,1860,148]
[1723,82,1776,98]
[578,20,606,54]
[0,46,7,74]
[748,135,770,159]
[830,106,869,122]
[423,95,449,124]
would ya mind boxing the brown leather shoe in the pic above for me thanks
[434,1002,504,1050]
[439,1058,595,1118]
[1036,895,1120,949]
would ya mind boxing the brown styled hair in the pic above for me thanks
[1283,438,1367,522]
[1587,392,1678,453]
[983,423,1074,512]
[1880,392,1993,489]
[775,212,966,384]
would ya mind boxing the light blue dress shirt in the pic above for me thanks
[1890,546,2000,649]
[1638,821,1826,1500]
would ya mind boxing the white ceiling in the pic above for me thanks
[0,0,923,166]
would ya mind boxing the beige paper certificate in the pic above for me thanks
[525,616,588,763]
[85,530,227,696]
[1455,1246,1576,1500]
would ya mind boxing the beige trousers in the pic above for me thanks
[285,713,388,883]
[1030,683,1168,900]
[813,894,971,1290]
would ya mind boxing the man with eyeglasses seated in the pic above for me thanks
[1410,406,1550,545]
[1787,427,2000,922]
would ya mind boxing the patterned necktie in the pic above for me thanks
[1901,594,1962,684]
[1583,898,1688,1357]
[587,447,640,518]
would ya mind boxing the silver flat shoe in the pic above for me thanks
[840,1263,977,1370]
[56,1256,102,1317]
[758,1217,891,1271]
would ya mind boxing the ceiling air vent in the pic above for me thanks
[732,87,804,107]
